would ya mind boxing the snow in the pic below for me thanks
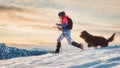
[0,43,52,60]
[0,45,120,68]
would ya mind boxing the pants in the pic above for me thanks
[57,29,72,45]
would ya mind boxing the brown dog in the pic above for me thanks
[80,31,115,48]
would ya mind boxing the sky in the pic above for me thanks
[0,0,120,46]
[0,0,120,24]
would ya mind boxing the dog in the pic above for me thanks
[80,31,115,48]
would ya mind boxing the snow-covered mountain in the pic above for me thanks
[0,45,120,68]
[0,43,52,60]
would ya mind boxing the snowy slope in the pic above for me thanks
[0,46,120,68]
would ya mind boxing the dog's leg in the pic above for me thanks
[87,44,92,48]
[101,44,108,47]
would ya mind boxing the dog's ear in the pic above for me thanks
[83,30,87,33]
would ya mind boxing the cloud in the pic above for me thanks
[0,0,120,25]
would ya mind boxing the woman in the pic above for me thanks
[54,11,83,54]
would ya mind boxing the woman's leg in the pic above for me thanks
[64,30,83,50]
[64,30,72,45]
[55,33,65,53]
[57,33,65,42]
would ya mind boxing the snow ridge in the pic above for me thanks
[0,43,52,60]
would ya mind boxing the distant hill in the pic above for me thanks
[0,43,52,60]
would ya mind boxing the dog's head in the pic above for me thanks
[80,31,89,39]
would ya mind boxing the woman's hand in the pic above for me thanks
[58,26,62,31]
[55,23,62,31]
[55,23,59,26]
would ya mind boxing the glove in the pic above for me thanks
[58,26,62,31]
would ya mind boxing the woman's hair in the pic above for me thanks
[58,11,65,17]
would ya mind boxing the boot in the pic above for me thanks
[54,42,61,54]
[72,41,83,50]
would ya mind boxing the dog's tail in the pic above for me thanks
[107,33,116,43]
